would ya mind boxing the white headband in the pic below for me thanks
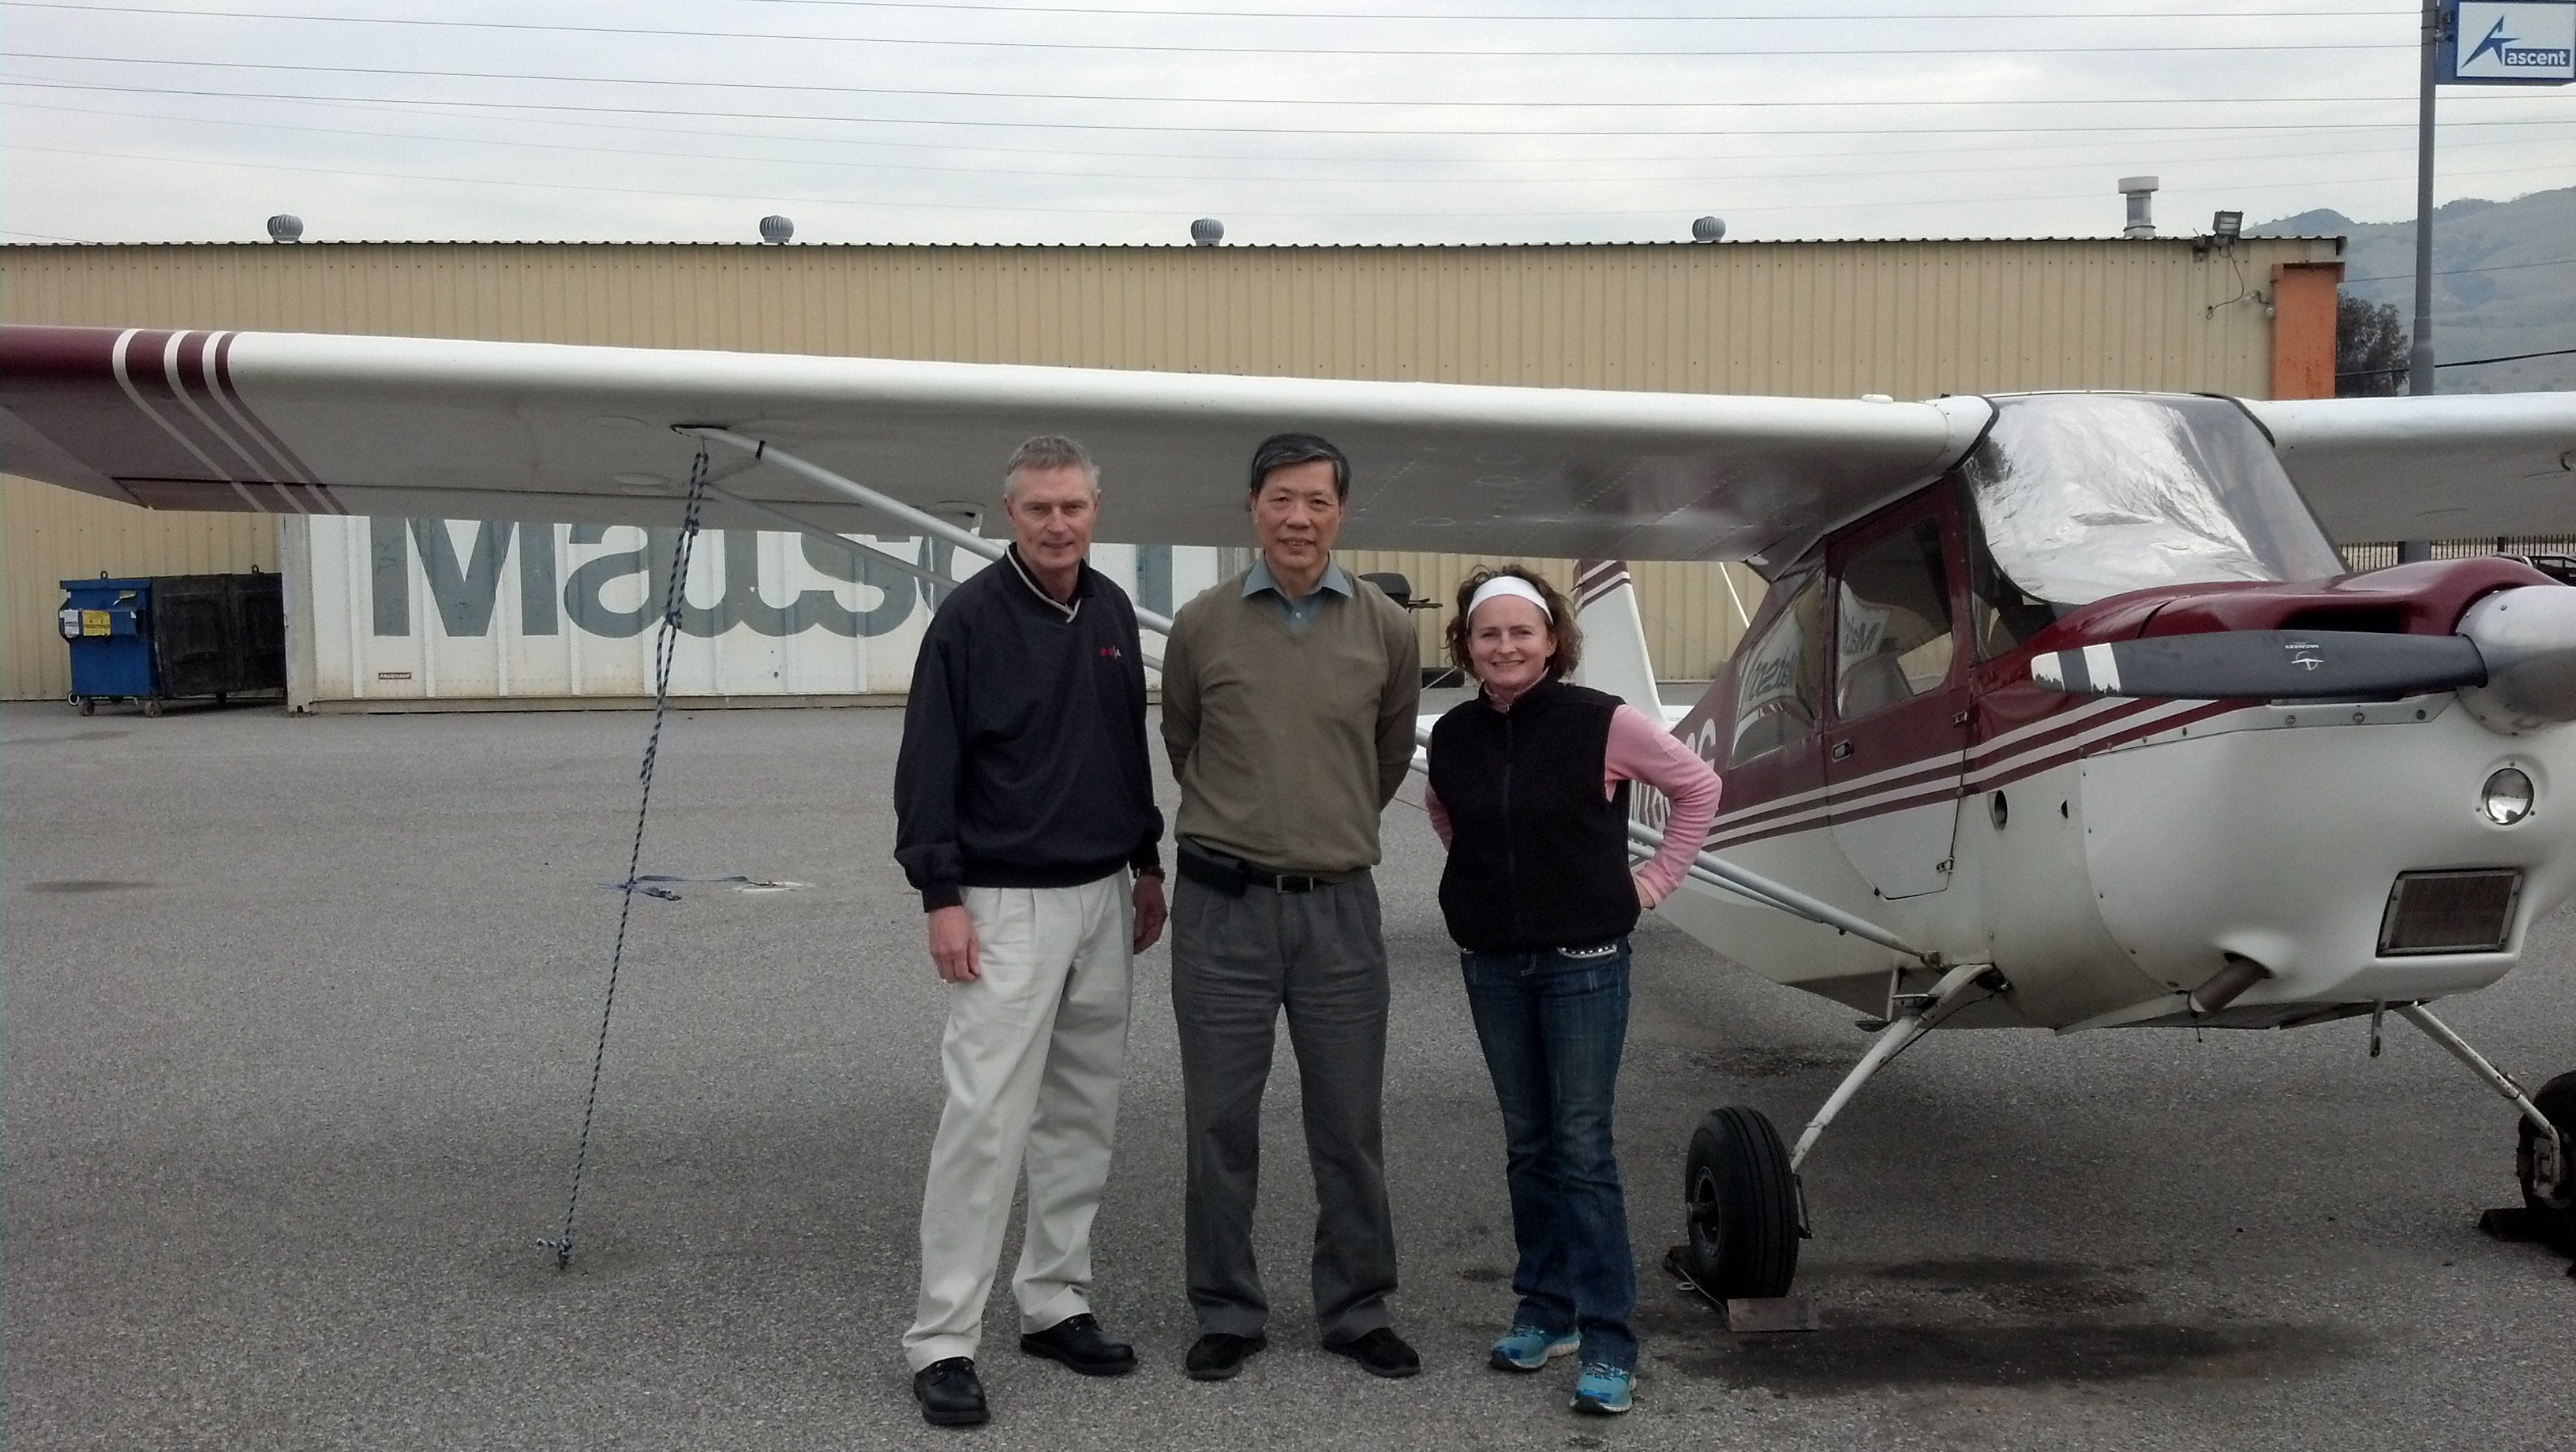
[1466,574,1553,623]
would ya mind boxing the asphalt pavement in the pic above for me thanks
[5,699,2570,1451]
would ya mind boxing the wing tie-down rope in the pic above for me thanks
[596,874,799,902]
[538,445,712,1270]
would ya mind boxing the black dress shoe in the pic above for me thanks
[1019,1313,1138,1376]
[1323,1327,1421,1379]
[912,1357,989,1428]
[1183,1331,1267,1381]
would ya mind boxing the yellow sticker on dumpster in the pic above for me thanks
[80,610,110,636]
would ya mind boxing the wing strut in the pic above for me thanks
[695,427,1931,965]
[1790,960,2005,1171]
[2395,1004,2567,1146]
[701,482,961,603]
[683,426,1179,637]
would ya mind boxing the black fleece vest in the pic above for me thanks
[1428,680,1640,952]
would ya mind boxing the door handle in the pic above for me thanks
[1830,740,1854,761]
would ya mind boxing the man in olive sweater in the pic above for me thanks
[1160,432,1423,1382]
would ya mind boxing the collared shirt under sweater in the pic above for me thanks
[1161,559,1421,875]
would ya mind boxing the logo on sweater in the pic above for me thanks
[1099,645,1122,658]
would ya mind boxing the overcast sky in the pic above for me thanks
[5,0,2572,246]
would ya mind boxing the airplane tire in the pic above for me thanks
[2518,1070,2576,1217]
[1681,1106,1799,1300]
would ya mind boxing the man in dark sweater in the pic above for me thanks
[893,435,1167,1428]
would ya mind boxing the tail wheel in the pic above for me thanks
[2517,1071,2576,1218]
[1681,1106,1800,1300]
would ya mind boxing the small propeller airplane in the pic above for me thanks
[7,323,2574,1300]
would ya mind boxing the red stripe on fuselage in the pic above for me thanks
[1700,697,2245,851]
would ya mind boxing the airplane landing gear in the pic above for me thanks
[1678,961,2011,1303]
[2515,1071,2574,1222]
[2392,1005,2574,1249]
[1679,1106,1800,1300]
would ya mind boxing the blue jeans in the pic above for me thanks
[1459,940,1638,1372]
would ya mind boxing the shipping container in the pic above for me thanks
[283,518,1225,709]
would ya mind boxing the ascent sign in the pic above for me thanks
[2444,2,2576,84]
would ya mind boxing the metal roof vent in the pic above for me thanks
[1190,217,1224,246]
[2117,176,2159,239]
[1691,215,1725,242]
[759,215,795,245]
[265,214,304,243]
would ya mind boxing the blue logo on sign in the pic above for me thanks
[2469,16,2520,65]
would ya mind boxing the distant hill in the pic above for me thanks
[2249,184,2574,395]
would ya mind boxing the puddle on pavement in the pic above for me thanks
[1642,1254,2361,1395]
[1873,1256,2150,1313]
[24,879,155,893]
[1698,1319,2357,1394]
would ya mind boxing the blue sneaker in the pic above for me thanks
[1570,1362,1634,1416]
[1488,1323,1580,1372]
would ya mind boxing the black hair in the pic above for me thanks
[1247,432,1350,500]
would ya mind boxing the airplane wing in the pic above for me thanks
[1,325,1986,563]
[2243,392,2576,544]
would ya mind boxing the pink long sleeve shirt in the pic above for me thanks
[1425,698,1722,907]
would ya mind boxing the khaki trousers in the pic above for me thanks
[902,874,1133,1372]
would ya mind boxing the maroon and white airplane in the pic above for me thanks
[7,323,2574,1299]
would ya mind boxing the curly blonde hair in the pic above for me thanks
[1445,566,1581,681]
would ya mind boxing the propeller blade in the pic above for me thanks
[2031,630,2488,700]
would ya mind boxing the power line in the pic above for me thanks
[20,93,2558,189]
[729,0,2423,17]
[28,89,2555,178]
[12,51,2519,112]
[2343,256,2576,284]
[2338,346,2576,379]
[18,77,2569,139]
[0,13,2419,56]
[9,0,2419,22]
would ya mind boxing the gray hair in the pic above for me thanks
[1003,434,1099,496]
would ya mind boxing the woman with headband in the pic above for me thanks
[1421,566,1720,1418]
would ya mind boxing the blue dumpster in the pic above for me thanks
[58,573,287,717]
[58,577,157,713]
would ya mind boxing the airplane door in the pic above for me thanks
[1703,570,1827,852]
[1824,493,1972,900]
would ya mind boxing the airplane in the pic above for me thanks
[6,323,2574,1304]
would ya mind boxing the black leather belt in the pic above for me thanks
[1177,838,1357,896]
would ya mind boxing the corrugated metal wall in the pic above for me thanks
[2,237,2333,696]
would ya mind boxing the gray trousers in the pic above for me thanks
[1170,872,1398,1342]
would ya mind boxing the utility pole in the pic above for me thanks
[2400,0,2442,564]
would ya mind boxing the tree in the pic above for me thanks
[2336,292,2410,397]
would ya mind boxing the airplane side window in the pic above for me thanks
[1731,576,1823,761]
[1972,545,2057,658]
[1835,518,1956,720]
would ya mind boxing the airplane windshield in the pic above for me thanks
[1962,394,2345,607]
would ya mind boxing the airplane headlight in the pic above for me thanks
[2481,767,2535,825]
